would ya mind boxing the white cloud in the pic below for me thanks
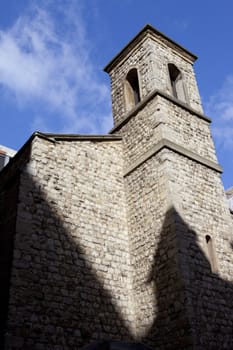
[0,1,112,134]
[205,75,233,149]
[174,19,189,31]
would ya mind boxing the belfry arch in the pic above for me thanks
[168,63,186,102]
[124,68,141,111]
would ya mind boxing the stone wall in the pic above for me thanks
[111,94,217,171]
[4,136,134,350]
[124,150,193,349]
[164,150,233,277]
[155,96,217,162]
[226,188,233,225]
[123,144,233,349]
[162,150,233,349]
[0,142,32,349]
[160,151,233,350]
[1,24,233,350]
[106,25,233,349]
[108,33,203,126]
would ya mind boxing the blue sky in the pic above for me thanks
[0,0,232,189]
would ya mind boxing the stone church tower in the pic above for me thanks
[0,25,233,350]
[104,24,233,349]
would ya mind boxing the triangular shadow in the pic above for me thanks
[142,207,233,349]
[1,174,233,349]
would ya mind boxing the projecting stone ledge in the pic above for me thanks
[124,138,223,177]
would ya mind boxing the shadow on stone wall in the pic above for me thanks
[1,174,233,350]
[143,207,233,350]
[1,172,133,350]
[142,207,193,349]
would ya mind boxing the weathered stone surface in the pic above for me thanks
[0,24,233,350]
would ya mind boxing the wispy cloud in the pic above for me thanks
[173,19,189,31]
[205,75,233,149]
[0,0,112,134]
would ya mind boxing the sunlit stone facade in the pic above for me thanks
[0,25,233,350]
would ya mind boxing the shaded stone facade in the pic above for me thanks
[0,25,233,350]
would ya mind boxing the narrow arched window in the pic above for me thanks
[205,235,217,273]
[168,63,186,102]
[124,68,141,111]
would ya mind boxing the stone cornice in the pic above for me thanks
[34,132,122,142]
[124,138,222,177]
[109,89,211,134]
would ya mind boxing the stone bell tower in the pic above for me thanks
[1,24,233,350]
[105,25,233,349]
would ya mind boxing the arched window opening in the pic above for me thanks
[205,235,217,273]
[168,63,186,102]
[124,68,141,111]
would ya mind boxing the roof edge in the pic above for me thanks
[104,24,197,73]
[1,130,122,171]
[0,131,122,184]
[226,187,233,197]
[34,132,121,141]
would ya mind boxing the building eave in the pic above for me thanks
[104,24,197,73]
[34,131,122,142]
[226,187,233,198]
[0,131,122,188]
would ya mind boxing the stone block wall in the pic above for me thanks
[1,24,233,350]
[0,143,32,350]
[111,94,217,173]
[106,25,233,349]
[104,23,233,349]
[4,136,135,350]
[112,96,162,166]
[122,143,233,349]
[107,31,203,126]
[155,96,217,162]
[157,149,233,349]
[124,150,193,349]
[108,37,154,125]
[147,38,202,113]
[3,131,232,350]
[164,150,233,279]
